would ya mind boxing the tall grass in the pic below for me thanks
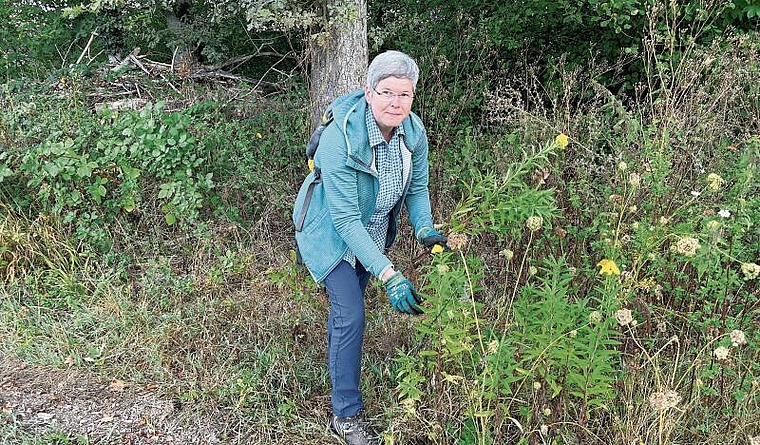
[1,14,759,445]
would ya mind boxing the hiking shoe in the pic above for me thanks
[331,412,379,445]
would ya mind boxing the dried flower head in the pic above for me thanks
[706,173,724,191]
[447,233,469,251]
[533,381,542,390]
[741,262,760,280]
[499,249,514,260]
[589,311,603,324]
[615,308,634,327]
[713,346,730,360]
[617,161,628,172]
[628,172,641,188]
[526,216,543,232]
[730,329,746,346]
[529,266,538,275]
[648,389,682,411]
[675,237,701,257]
[718,209,731,218]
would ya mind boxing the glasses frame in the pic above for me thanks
[372,87,414,104]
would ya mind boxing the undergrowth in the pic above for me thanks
[1,14,759,445]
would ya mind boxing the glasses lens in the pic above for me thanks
[375,89,413,103]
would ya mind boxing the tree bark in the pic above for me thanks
[308,0,368,131]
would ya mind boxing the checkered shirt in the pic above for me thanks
[343,108,405,268]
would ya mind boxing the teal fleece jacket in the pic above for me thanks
[292,89,435,283]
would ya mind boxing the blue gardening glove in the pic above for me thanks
[417,227,449,250]
[384,272,423,315]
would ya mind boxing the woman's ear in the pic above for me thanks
[364,85,372,103]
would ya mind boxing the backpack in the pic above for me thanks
[305,109,334,173]
[294,109,334,234]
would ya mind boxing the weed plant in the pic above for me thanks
[1,13,760,445]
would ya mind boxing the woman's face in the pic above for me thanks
[365,76,414,138]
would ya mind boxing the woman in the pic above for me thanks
[292,50,446,445]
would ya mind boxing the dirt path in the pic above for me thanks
[0,352,223,444]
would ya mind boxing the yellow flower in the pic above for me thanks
[555,133,569,149]
[431,244,444,254]
[597,259,621,275]
[706,173,723,191]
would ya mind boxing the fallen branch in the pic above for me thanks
[76,32,98,65]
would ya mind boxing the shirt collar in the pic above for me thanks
[366,107,404,148]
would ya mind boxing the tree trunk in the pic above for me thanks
[308,0,368,131]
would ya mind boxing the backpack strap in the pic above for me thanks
[306,109,334,171]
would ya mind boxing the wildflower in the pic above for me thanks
[542,408,552,416]
[706,173,724,191]
[447,233,469,251]
[741,262,760,280]
[597,259,621,275]
[256,132,263,139]
[615,308,634,327]
[529,266,538,275]
[500,249,514,260]
[628,205,637,213]
[526,216,543,232]
[659,216,670,225]
[431,244,444,254]
[713,346,730,360]
[533,381,542,391]
[487,340,499,354]
[555,133,569,149]
[617,161,628,172]
[706,220,721,231]
[690,191,701,197]
[589,311,603,324]
[718,209,731,218]
[675,237,701,257]
[648,389,682,411]
[730,329,747,346]
[436,264,450,274]
[628,172,641,188]
[569,329,578,338]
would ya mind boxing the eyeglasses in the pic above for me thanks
[373,88,414,104]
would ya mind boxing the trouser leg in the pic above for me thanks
[324,260,371,417]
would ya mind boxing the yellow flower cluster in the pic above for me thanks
[598,259,621,275]
[706,173,724,191]
[555,133,569,149]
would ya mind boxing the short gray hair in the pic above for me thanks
[366,50,419,90]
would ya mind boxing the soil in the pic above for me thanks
[0,352,223,444]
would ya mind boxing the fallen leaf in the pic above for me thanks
[64,355,75,367]
[109,380,127,392]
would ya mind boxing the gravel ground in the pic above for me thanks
[0,352,223,444]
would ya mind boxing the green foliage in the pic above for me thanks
[0,1,81,79]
